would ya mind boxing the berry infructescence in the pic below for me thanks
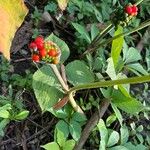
[125,4,138,16]
[29,36,60,64]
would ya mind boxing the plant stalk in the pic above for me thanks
[49,64,84,114]
[92,19,150,52]
[50,64,69,92]
[83,24,114,56]
[135,0,144,6]
[91,24,114,47]
[74,99,110,150]
[69,75,150,93]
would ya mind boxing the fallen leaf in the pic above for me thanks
[57,0,69,11]
[0,0,28,59]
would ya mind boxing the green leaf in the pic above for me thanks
[48,108,68,119]
[93,7,102,22]
[45,33,70,63]
[72,23,91,43]
[111,90,144,114]
[136,125,143,132]
[124,142,147,150]
[106,114,117,127]
[134,144,147,150]
[120,126,129,145]
[97,119,108,150]
[136,133,144,143]
[0,103,11,109]
[0,104,11,119]
[90,24,99,40]
[86,53,93,70]
[49,104,73,119]
[111,103,123,126]
[113,0,117,5]
[127,63,148,75]
[66,60,95,86]
[72,112,87,123]
[101,87,113,99]
[106,57,117,80]
[55,128,66,147]
[107,130,119,147]
[55,120,69,146]
[146,48,150,71]
[93,57,103,71]
[0,110,10,119]
[32,65,64,112]
[117,75,130,95]
[63,140,76,150]
[41,142,60,150]
[14,110,29,120]
[111,25,124,68]
[107,146,128,150]
[0,119,10,137]
[69,120,81,141]
[123,47,141,64]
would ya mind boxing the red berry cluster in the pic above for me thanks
[125,4,138,16]
[29,36,60,64]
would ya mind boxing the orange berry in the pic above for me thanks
[48,49,58,57]
[52,57,59,64]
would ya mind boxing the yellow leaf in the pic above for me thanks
[0,0,28,60]
[57,0,69,11]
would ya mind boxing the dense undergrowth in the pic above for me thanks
[0,0,150,150]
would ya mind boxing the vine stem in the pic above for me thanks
[135,0,144,6]
[49,64,84,114]
[90,24,113,47]
[82,24,114,56]
[69,75,150,94]
[50,64,68,92]
[92,19,150,52]
[74,99,110,150]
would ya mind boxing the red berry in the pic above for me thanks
[35,36,44,44]
[32,54,40,62]
[39,48,47,58]
[34,36,44,50]
[48,49,58,57]
[36,42,44,50]
[132,5,138,13]
[29,42,37,49]
[125,5,133,15]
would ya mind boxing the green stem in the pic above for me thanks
[94,19,150,50]
[69,92,84,114]
[135,0,144,6]
[92,24,114,46]
[69,75,150,93]
[83,24,114,56]
[50,64,68,92]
